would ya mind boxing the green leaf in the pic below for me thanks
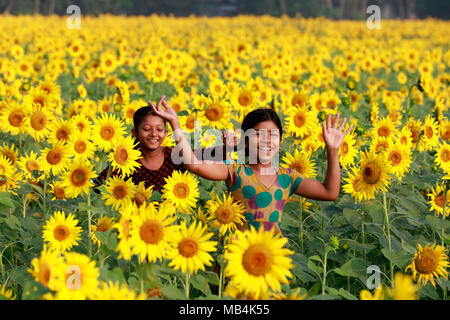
[21,280,50,300]
[94,229,118,251]
[343,208,362,229]
[150,191,162,202]
[333,258,366,278]
[162,284,187,300]
[425,215,450,234]
[381,248,412,270]
[2,215,21,230]
[190,274,210,295]
[100,267,126,285]
[0,192,15,209]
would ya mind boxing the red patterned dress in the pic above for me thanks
[93,147,186,193]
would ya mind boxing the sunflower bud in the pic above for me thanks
[330,235,339,249]
[318,111,327,122]
[416,77,424,92]
[346,78,356,90]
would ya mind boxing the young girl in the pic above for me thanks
[94,96,232,194]
[150,98,352,233]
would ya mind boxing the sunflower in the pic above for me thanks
[427,183,450,217]
[162,170,200,214]
[230,84,259,114]
[17,151,43,180]
[338,128,358,169]
[69,113,92,135]
[129,201,178,263]
[371,116,399,140]
[398,125,414,150]
[224,227,294,299]
[405,118,423,149]
[385,142,412,181]
[0,100,29,135]
[166,219,217,275]
[131,181,153,208]
[360,287,384,300]
[92,113,126,152]
[39,141,71,176]
[209,77,226,97]
[114,204,136,261]
[270,288,307,300]
[281,148,316,178]
[0,143,18,166]
[439,118,450,142]
[199,95,232,130]
[26,105,53,142]
[285,106,317,138]
[0,284,15,300]
[368,135,392,154]
[179,113,197,133]
[66,131,96,161]
[50,180,67,201]
[58,252,100,300]
[357,150,392,200]
[61,158,96,199]
[42,210,82,253]
[421,115,440,151]
[223,282,269,300]
[387,273,418,300]
[47,118,76,144]
[102,176,136,210]
[28,245,66,291]
[406,243,449,288]
[90,281,147,300]
[108,135,142,177]
[91,216,116,247]
[207,193,245,236]
[434,142,450,173]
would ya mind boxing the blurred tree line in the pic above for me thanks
[0,0,448,19]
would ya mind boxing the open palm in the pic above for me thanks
[147,96,178,125]
[322,113,353,151]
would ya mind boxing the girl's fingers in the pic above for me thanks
[343,126,353,137]
[333,112,340,129]
[326,114,331,129]
[156,96,166,111]
[338,117,347,132]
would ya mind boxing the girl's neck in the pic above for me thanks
[141,146,165,160]
[248,162,277,175]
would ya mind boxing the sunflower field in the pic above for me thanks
[0,14,450,301]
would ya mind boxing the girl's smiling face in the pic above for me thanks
[247,120,281,164]
[132,114,167,151]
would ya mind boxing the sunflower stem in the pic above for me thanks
[442,185,447,248]
[382,191,394,284]
[218,266,224,298]
[185,272,190,299]
[42,174,47,219]
[22,196,28,219]
[87,190,93,258]
[321,247,329,295]
[299,196,304,253]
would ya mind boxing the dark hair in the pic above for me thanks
[132,106,167,150]
[240,108,283,159]
[241,108,283,138]
[133,106,167,132]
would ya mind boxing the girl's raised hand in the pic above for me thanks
[147,96,179,127]
[322,112,353,151]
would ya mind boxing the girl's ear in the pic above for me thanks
[131,128,137,138]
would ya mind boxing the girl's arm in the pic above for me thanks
[149,97,229,182]
[294,113,352,201]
